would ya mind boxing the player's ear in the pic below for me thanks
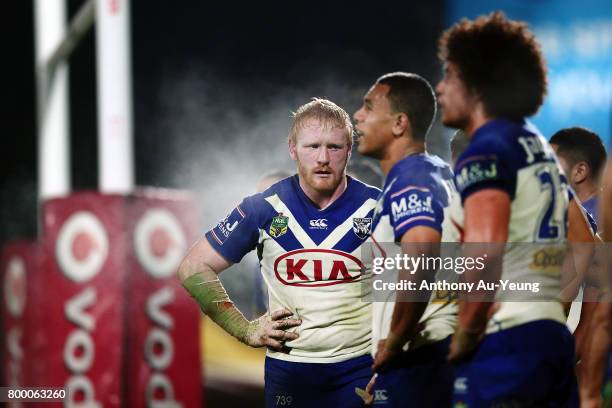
[572,161,589,184]
[288,137,298,161]
[392,113,410,137]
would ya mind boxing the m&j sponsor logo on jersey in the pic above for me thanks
[390,188,435,224]
[211,205,246,245]
[352,217,372,240]
[273,249,364,287]
[455,155,498,192]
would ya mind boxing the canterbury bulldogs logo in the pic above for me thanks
[454,377,468,394]
[373,389,388,403]
[353,217,372,239]
[309,218,328,229]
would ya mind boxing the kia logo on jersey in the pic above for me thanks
[274,249,363,287]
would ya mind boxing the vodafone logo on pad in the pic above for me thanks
[56,212,109,283]
[134,209,186,279]
[5,257,26,317]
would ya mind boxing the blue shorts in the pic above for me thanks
[265,354,372,408]
[372,336,454,407]
[453,320,578,407]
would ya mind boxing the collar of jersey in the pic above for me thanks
[471,118,526,143]
[290,174,355,214]
[388,152,427,179]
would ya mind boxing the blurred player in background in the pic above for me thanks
[256,170,294,195]
[550,127,607,223]
[353,72,455,406]
[549,127,606,371]
[437,12,578,406]
[178,98,380,407]
[579,160,612,407]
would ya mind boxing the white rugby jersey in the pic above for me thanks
[445,119,569,332]
[206,175,380,363]
[370,154,457,354]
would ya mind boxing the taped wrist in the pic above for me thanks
[182,271,252,343]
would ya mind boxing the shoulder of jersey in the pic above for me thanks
[390,154,452,181]
[457,120,532,166]
[424,154,453,177]
[466,121,515,149]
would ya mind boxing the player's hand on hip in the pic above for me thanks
[448,303,498,362]
[244,308,301,351]
[355,373,377,406]
[580,396,603,408]
[447,326,483,363]
[372,339,401,373]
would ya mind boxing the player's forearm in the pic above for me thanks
[388,301,428,350]
[561,200,597,305]
[560,248,593,308]
[458,246,503,332]
[177,252,207,282]
[388,256,435,349]
[457,301,492,333]
[391,233,442,348]
[601,162,612,241]
[181,269,253,343]
[579,302,612,400]
[574,297,597,362]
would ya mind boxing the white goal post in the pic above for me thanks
[34,0,134,203]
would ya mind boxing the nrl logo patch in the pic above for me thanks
[269,214,289,238]
[352,217,372,240]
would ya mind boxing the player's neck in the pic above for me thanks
[379,137,425,176]
[299,176,348,210]
[575,180,599,204]
[464,105,490,137]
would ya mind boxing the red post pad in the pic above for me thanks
[123,189,202,408]
[1,241,39,393]
[42,192,126,407]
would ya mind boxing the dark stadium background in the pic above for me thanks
[2,2,445,405]
[3,0,445,247]
[3,1,611,406]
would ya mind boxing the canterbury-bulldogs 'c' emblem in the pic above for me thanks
[352,217,372,239]
[269,214,289,238]
[309,218,328,229]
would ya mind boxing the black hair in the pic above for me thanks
[550,127,607,179]
[376,72,436,141]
